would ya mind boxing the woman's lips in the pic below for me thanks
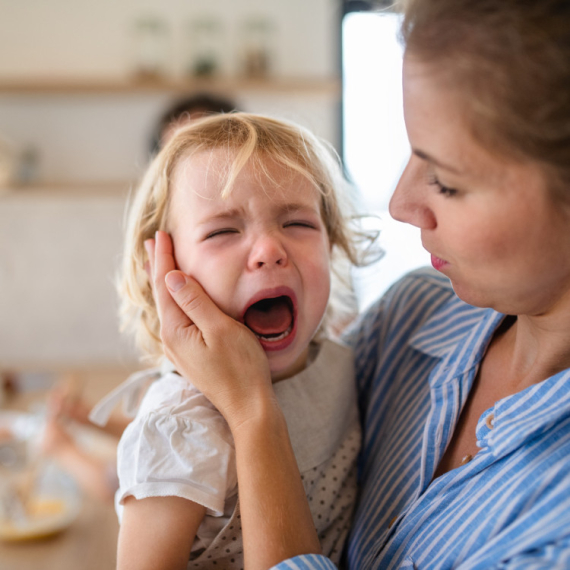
[431,254,449,271]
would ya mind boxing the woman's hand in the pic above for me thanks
[145,231,273,430]
[146,231,321,569]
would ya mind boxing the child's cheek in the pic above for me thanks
[190,263,237,319]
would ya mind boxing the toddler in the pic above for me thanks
[91,113,374,569]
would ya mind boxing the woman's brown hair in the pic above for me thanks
[400,0,570,198]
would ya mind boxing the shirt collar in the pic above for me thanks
[410,294,503,359]
[409,292,570,454]
[482,369,570,457]
[409,294,506,388]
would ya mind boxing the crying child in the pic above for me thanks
[91,113,365,569]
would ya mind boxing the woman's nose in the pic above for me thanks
[389,155,436,229]
[247,232,288,270]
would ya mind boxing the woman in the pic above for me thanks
[147,0,570,567]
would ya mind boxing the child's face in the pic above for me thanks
[168,150,332,381]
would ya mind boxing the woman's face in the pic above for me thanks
[389,55,570,315]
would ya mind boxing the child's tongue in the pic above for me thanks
[244,297,293,336]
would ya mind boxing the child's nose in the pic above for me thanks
[248,233,288,270]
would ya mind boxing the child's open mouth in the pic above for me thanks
[243,294,296,349]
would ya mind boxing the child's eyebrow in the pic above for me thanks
[277,202,320,215]
[197,209,243,225]
[197,202,320,226]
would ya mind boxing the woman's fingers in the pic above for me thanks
[164,271,229,339]
[162,269,272,427]
[151,231,193,330]
[145,231,271,427]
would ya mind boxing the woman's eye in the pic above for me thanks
[205,228,239,239]
[427,174,458,197]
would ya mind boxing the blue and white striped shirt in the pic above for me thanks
[274,268,570,569]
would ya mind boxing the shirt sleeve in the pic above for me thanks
[464,535,570,570]
[116,387,237,517]
[270,554,338,570]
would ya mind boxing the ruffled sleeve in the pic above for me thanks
[115,373,237,518]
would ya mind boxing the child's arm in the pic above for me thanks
[48,378,130,438]
[117,496,206,570]
[41,417,117,502]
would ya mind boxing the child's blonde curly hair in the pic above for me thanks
[120,112,378,363]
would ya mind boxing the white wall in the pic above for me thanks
[0,0,341,184]
[0,0,339,80]
[0,91,339,185]
[0,191,135,368]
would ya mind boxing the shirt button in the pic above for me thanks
[461,454,473,465]
[485,413,495,430]
[388,515,398,528]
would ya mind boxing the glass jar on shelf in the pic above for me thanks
[186,17,223,78]
[239,16,276,79]
[132,16,170,81]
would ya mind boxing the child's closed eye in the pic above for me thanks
[283,220,318,230]
[205,228,240,239]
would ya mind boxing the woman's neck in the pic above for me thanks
[492,308,570,392]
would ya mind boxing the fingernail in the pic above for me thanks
[165,271,186,292]
[144,240,152,253]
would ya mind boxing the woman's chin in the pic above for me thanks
[450,280,500,311]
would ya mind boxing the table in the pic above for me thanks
[0,368,138,570]
[0,494,119,570]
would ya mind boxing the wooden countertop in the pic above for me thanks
[0,367,140,570]
[0,495,119,570]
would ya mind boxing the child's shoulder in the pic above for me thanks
[137,371,218,419]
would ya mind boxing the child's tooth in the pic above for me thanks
[256,323,293,342]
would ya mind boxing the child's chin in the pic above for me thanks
[268,352,307,383]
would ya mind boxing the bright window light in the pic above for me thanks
[342,10,430,310]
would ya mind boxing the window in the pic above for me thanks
[342,1,429,310]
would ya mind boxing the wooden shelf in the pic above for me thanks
[0,181,133,198]
[0,76,340,96]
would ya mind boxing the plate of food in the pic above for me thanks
[0,411,81,541]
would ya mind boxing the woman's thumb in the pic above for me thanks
[165,270,225,331]
[165,270,188,293]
